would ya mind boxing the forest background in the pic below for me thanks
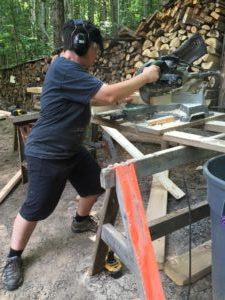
[0,0,163,68]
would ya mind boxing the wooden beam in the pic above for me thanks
[92,116,162,144]
[135,112,225,136]
[90,188,119,275]
[205,120,225,133]
[147,171,168,269]
[101,126,184,199]
[101,224,135,272]
[10,113,39,125]
[154,173,185,200]
[101,145,216,189]
[0,170,22,204]
[164,241,211,285]
[163,131,225,152]
[149,201,210,241]
[101,125,143,159]
[115,163,165,299]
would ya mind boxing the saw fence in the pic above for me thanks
[90,107,225,298]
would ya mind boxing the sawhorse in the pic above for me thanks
[90,143,215,299]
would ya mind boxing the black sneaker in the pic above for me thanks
[2,256,23,291]
[71,215,98,233]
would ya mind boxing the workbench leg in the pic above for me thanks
[13,125,18,151]
[90,188,119,275]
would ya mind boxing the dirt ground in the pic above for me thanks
[0,117,213,300]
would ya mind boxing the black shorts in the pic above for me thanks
[20,147,105,221]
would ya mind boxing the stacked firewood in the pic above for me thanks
[92,0,225,105]
[135,0,224,71]
[0,58,48,109]
[91,38,143,82]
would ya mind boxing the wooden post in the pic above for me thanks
[115,163,165,300]
[90,188,119,275]
[218,34,225,108]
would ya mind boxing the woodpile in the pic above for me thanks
[135,0,224,72]
[91,38,143,82]
[0,58,49,109]
[92,0,225,106]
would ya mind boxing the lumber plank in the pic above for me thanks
[149,201,210,241]
[101,224,135,272]
[101,126,143,159]
[135,112,225,136]
[204,120,225,132]
[163,131,225,152]
[164,241,211,285]
[92,116,162,144]
[90,188,119,275]
[147,171,168,269]
[154,173,185,200]
[147,115,176,126]
[101,125,184,198]
[0,110,11,117]
[10,112,39,125]
[0,170,22,204]
[101,145,216,189]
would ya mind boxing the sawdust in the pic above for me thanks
[0,117,212,299]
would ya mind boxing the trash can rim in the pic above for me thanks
[204,154,225,188]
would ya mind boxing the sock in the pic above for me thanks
[75,213,89,222]
[8,248,23,258]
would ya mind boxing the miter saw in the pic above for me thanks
[111,33,220,122]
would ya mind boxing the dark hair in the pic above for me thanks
[62,19,103,54]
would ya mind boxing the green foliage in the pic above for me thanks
[0,0,161,68]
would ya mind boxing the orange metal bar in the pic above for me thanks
[115,163,165,300]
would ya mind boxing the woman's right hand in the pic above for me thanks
[142,64,160,83]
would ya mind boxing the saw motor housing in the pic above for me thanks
[137,33,211,103]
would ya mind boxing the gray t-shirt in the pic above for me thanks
[25,56,103,159]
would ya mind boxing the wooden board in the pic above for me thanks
[147,171,168,269]
[101,125,184,199]
[149,201,209,241]
[0,170,22,204]
[101,145,216,189]
[204,120,225,132]
[115,163,165,299]
[164,241,211,285]
[134,112,225,135]
[163,131,225,153]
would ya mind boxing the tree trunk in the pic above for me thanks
[88,0,94,22]
[52,0,65,49]
[40,0,49,43]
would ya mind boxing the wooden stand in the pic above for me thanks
[90,110,225,294]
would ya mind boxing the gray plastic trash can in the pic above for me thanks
[204,154,225,300]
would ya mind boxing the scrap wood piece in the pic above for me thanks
[164,240,211,285]
[101,125,185,198]
[163,131,225,152]
[154,173,185,200]
[147,170,168,270]
[0,110,11,117]
[26,87,42,94]
[204,120,225,132]
[147,115,176,126]
[0,170,22,204]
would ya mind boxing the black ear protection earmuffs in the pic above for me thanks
[71,19,90,56]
